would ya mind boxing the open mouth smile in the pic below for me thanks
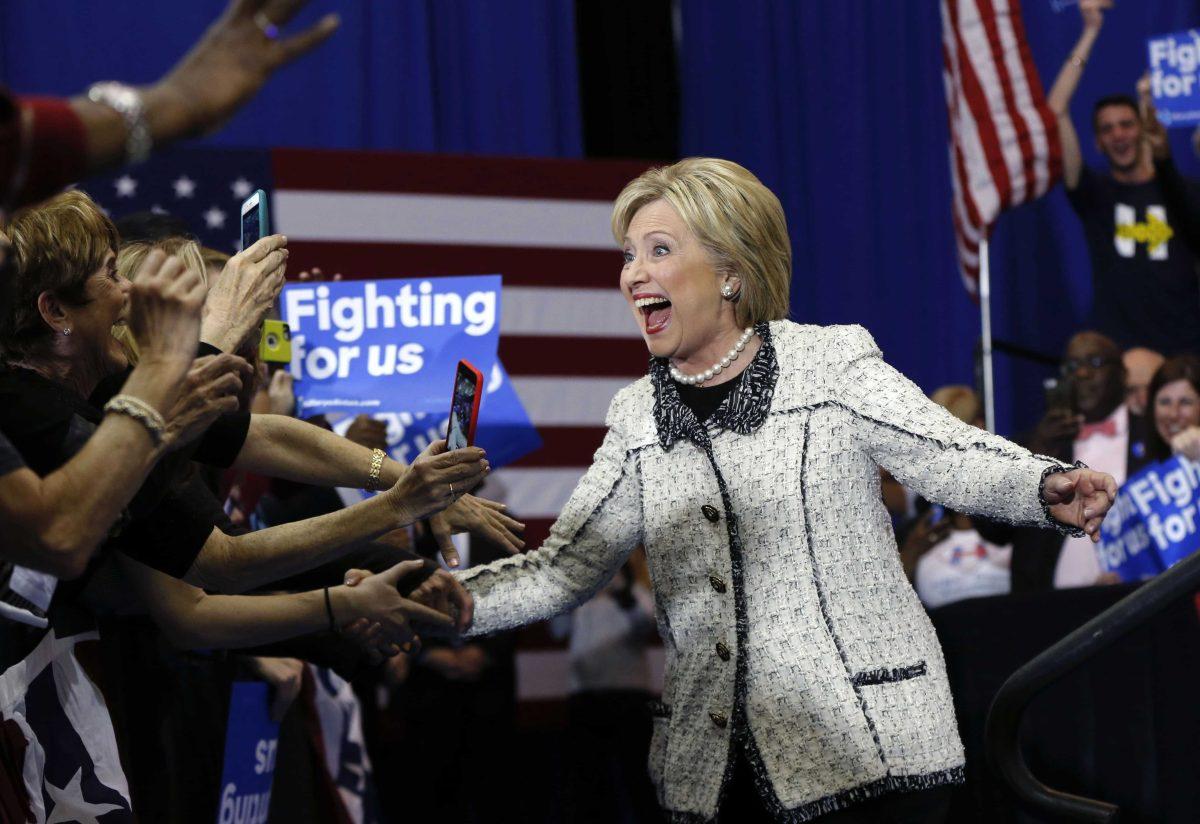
[634,294,672,335]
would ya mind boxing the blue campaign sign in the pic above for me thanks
[216,681,280,824]
[282,275,502,417]
[1148,31,1200,127]
[331,361,542,472]
[1098,456,1200,581]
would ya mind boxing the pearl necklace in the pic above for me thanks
[669,327,755,386]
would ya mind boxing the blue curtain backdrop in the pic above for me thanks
[0,0,581,157]
[679,0,1200,435]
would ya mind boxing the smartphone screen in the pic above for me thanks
[447,360,483,450]
[240,190,264,251]
[1043,376,1073,413]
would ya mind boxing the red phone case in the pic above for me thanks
[450,359,484,447]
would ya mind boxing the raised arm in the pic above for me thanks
[1047,0,1110,189]
[182,439,487,593]
[833,326,1114,539]
[0,250,207,578]
[455,415,643,637]
[233,416,525,563]
[120,555,449,651]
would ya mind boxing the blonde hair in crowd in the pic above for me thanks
[611,157,792,328]
[930,384,983,426]
[114,237,208,361]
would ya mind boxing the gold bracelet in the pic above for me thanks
[366,448,385,491]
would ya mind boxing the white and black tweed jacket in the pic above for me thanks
[458,320,1076,822]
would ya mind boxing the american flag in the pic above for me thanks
[941,0,1061,293]
[83,147,659,713]
[0,630,133,823]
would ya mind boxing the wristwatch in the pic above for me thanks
[86,81,152,164]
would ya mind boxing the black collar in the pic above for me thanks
[649,322,778,449]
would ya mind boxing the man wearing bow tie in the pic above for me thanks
[981,331,1151,590]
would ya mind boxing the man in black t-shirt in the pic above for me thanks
[1048,0,1200,355]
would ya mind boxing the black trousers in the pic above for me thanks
[719,752,953,824]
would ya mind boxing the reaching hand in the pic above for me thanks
[344,414,389,451]
[163,354,253,450]
[335,561,454,652]
[1170,427,1200,462]
[266,368,295,417]
[1137,72,1170,161]
[127,249,207,369]
[1042,467,1118,542]
[200,234,288,354]
[429,495,526,568]
[162,0,340,136]
[1079,0,1112,32]
[245,656,305,722]
[382,439,489,529]
[1030,409,1082,454]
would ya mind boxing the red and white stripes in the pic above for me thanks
[941,0,1061,293]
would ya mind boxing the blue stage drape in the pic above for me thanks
[0,0,582,157]
[679,0,1200,434]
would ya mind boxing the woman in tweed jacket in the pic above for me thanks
[454,159,1117,823]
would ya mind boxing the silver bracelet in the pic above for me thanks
[86,82,152,165]
[103,394,166,447]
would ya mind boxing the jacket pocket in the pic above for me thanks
[647,702,671,791]
[850,660,927,687]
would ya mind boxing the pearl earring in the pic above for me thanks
[720,282,735,300]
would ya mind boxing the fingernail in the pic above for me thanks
[1084,509,1093,518]
[449,559,459,568]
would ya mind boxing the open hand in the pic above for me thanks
[383,440,489,529]
[163,353,253,450]
[200,234,288,353]
[429,495,525,568]
[162,0,340,136]
[1043,467,1118,542]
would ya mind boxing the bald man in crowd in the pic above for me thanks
[1123,347,1164,417]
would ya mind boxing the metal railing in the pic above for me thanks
[985,548,1200,821]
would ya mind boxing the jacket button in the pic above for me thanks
[709,711,728,728]
[716,641,731,661]
[701,504,720,523]
[709,575,727,594]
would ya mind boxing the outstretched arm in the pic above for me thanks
[455,422,643,637]
[1047,0,1110,189]
[833,326,1115,539]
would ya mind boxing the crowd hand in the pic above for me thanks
[344,414,388,451]
[430,494,526,569]
[421,647,488,683]
[245,656,304,722]
[161,0,340,137]
[267,368,295,416]
[1042,467,1119,542]
[1170,427,1200,462]
[127,249,207,370]
[1137,72,1170,161]
[382,440,489,534]
[1030,409,1083,454]
[342,566,471,633]
[1079,0,1111,32]
[338,561,453,656]
[163,354,253,450]
[199,234,288,354]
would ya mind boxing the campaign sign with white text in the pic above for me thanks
[1148,30,1200,127]
[283,276,501,417]
[216,681,280,824]
[1098,456,1200,581]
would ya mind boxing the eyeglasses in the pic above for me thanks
[1060,355,1119,377]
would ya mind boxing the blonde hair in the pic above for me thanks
[114,237,208,361]
[611,158,791,327]
[2,190,120,358]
